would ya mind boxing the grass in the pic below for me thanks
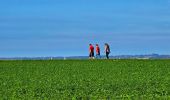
[0,59,170,99]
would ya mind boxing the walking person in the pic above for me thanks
[95,44,101,59]
[105,43,110,59]
[89,44,94,59]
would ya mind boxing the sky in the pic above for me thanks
[0,0,170,57]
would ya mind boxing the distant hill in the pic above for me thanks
[112,54,170,59]
[1,54,170,60]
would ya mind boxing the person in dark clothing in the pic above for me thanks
[105,43,110,59]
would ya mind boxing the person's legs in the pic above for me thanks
[89,52,92,59]
[96,54,100,59]
[92,52,95,59]
[106,52,109,59]
[96,54,98,59]
[98,52,101,59]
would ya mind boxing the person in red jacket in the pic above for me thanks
[89,44,94,59]
[95,44,101,59]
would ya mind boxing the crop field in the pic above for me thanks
[0,59,170,99]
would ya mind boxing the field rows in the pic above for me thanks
[0,60,170,99]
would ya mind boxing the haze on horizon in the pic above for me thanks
[0,0,170,57]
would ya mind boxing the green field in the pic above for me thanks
[0,60,170,99]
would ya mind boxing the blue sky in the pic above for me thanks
[0,0,170,57]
